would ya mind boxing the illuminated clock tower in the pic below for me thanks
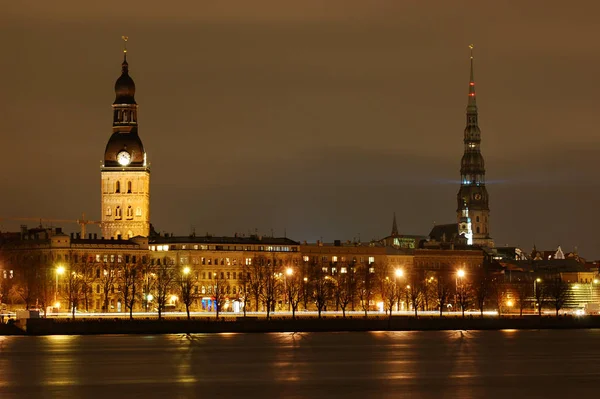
[101,38,150,239]
[456,45,493,247]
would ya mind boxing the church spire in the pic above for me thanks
[121,35,129,73]
[456,44,492,247]
[467,44,477,112]
[391,212,398,236]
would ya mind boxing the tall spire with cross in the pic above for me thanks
[456,44,492,247]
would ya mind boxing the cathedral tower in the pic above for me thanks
[456,45,492,247]
[101,38,150,239]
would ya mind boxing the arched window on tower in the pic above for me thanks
[106,207,112,216]
[127,230,133,239]
[127,181,132,193]
[476,226,480,234]
[115,206,122,220]
[136,207,142,217]
[115,181,120,193]
[126,206,133,219]
[123,111,128,122]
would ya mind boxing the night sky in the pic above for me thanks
[2,1,599,257]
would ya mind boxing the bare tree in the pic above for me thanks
[490,278,506,316]
[213,271,229,318]
[456,279,471,318]
[99,259,118,312]
[334,270,355,318]
[37,265,53,317]
[548,275,571,316]
[286,269,303,319]
[534,278,547,316]
[64,269,84,319]
[300,260,311,311]
[514,280,530,317]
[262,257,281,320]
[383,277,398,321]
[247,256,265,312]
[408,272,423,317]
[239,264,250,317]
[436,274,452,316]
[357,261,374,317]
[155,263,175,320]
[78,253,95,312]
[375,261,390,313]
[121,257,143,320]
[311,262,331,319]
[179,267,196,320]
[472,268,490,317]
[15,254,38,310]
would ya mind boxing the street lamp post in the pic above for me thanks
[395,269,403,311]
[534,277,541,313]
[55,265,65,306]
[456,269,465,314]
[285,267,293,311]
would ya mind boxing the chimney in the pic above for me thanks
[88,233,92,239]
[117,234,122,240]
[56,227,62,234]
[334,240,341,247]
[94,233,98,239]
[70,233,74,239]
[76,233,80,239]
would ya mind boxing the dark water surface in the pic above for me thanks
[1,330,599,398]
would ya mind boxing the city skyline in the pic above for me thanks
[2,1,600,257]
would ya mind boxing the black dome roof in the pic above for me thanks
[104,129,146,167]
[114,58,136,105]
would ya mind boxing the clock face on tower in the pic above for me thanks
[474,193,482,201]
[117,150,131,166]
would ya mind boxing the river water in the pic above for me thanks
[0,330,598,398]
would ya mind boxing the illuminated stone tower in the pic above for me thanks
[101,38,150,239]
[456,45,493,247]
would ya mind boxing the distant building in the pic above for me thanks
[380,213,427,249]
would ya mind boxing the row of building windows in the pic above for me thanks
[106,206,143,219]
[302,255,375,264]
[151,244,299,252]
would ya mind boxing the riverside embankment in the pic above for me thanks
[5,315,600,335]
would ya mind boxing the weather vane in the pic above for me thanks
[122,36,128,53]
[469,43,474,59]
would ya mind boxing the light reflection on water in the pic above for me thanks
[1,330,600,398]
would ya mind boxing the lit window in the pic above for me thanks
[341,267,347,274]
[332,256,338,262]
[303,256,309,262]
[368,257,375,264]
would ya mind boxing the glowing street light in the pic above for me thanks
[457,269,466,278]
[183,266,191,275]
[286,268,293,276]
[395,269,404,278]
[506,299,514,308]
[147,294,154,302]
